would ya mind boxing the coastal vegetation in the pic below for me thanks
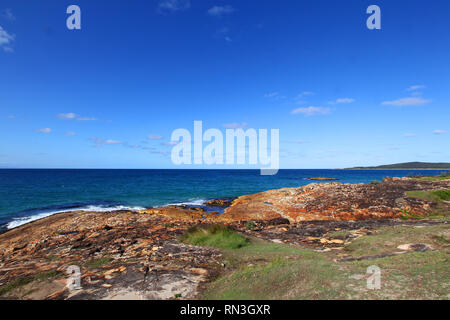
[406,189,450,202]
[347,162,450,170]
[412,173,450,181]
[200,224,449,300]
[84,256,113,269]
[180,225,249,249]
[405,188,450,220]
[246,221,257,230]
[0,270,62,296]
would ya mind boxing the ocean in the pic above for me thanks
[0,169,447,230]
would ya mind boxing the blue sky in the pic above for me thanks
[0,0,449,169]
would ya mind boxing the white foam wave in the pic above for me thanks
[6,205,147,230]
[159,199,207,207]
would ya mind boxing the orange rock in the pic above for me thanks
[222,178,448,223]
[190,268,209,276]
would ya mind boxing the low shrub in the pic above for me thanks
[180,224,249,249]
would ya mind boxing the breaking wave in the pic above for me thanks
[159,199,207,207]
[5,201,147,230]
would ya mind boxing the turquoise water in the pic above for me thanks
[0,169,447,230]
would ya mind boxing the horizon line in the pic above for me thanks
[0,168,448,170]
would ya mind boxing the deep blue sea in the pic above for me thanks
[0,169,448,230]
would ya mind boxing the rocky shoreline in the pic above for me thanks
[0,176,448,299]
[224,177,450,222]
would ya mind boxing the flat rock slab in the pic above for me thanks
[224,177,450,222]
[397,243,432,252]
[0,211,223,300]
[233,218,448,248]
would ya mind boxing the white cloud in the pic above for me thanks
[64,131,76,136]
[105,139,122,145]
[207,5,235,17]
[291,106,331,116]
[381,97,431,107]
[158,0,190,13]
[89,137,122,147]
[263,92,286,100]
[433,130,447,135]
[406,85,426,91]
[7,115,15,119]
[1,9,15,21]
[264,92,278,98]
[36,128,51,133]
[58,113,77,119]
[58,113,98,121]
[223,122,248,129]
[336,98,355,103]
[147,135,163,140]
[404,133,417,137]
[0,25,15,52]
[329,98,355,104]
[297,91,314,98]
[160,141,179,146]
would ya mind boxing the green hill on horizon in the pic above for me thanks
[347,162,450,169]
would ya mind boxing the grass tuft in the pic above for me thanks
[412,174,450,181]
[0,270,63,296]
[84,257,112,269]
[406,189,450,203]
[246,221,257,230]
[430,189,450,201]
[180,224,249,249]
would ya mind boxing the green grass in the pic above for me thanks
[343,224,449,256]
[399,209,425,220]
[84,256,112,269]
[412,173,450,181]
[407,190,450,202]
[246,221,257,230]
[431,189,450,200]
[200,224,449,300]
[344,250,450,299]
[179,224,249,249]
[432,234,450,245]
[405,189,450,220]
[0,270,63,296]
[220,238,318,268]
[0,277,35,295]
[34,270,62,281]
[201,238,348,300]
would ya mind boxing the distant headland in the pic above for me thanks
[346,162,450,170]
